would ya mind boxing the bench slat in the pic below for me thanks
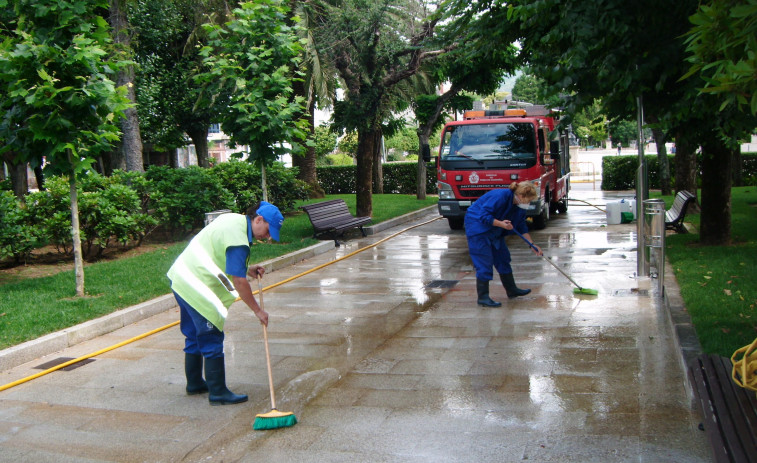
[706,356,748,462]
[715,356,757,462]
[690,357,729,462]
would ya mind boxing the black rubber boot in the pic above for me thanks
[185,353,208,395]
[204,357,248,405]
[500,273,531,299]
[476,278,502,307]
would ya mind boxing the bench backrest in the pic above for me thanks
[671,190,695,212]
[301,199,354,226]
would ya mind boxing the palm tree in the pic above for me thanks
[290,0,338,197]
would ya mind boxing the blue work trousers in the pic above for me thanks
[467,233,513,280]
[174,291,225,359]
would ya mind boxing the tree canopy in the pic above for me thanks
[0,0,132,295]
[501,0,757,244]
[197,0,308,167]
[683,0,757,114]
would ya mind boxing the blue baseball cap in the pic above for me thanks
[256,201,284,241]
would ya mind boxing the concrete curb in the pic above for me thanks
[363,205,438,235]
[662,258,702,405]
[0,206,439,372]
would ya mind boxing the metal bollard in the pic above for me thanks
[204,209,232,227]
[642,199,666,294]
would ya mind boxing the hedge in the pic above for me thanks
[317,161,437,195]
[601,153,757,190]
[0,163,310,264]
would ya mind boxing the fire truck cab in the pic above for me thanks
[435,107,570,230]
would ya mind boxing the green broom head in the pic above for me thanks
[573,287,599,296]
[253,408,297,430]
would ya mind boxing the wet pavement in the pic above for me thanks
[0,187,711,462]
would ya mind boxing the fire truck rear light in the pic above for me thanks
[510,174,518,180]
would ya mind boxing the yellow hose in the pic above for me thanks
[0,216,442,392]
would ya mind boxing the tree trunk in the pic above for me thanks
[699,134,731,246]
[372,129,383,195]
[187,127,210,168]
[109,0,142,173]
[170,148,178,168]
[416,152,428,200]
[651,127,671,195]
[293,101,324,198]
[416,130,431,200]
[8,161,28,199]
[3,151,29,199]
[106,146,127,173]
[355,127,376,217]
[119,65,144,172]
[673,128,698,201]
[99,151,120,176]
[261,163,268,202]
[67,163,85,297]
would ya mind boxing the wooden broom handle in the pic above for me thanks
[257,275,277,409]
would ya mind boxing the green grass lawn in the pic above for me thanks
[660,187,757,357]
[0,194,438,350]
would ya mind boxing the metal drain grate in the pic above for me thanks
[425,280,459,289]
[34,357,95,371]
[612,289,650,297]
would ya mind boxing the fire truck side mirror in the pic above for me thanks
[421,143,431,163]
[550,140,559,156]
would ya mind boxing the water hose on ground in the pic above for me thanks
[0,216,443,392]
[567,197,606,213]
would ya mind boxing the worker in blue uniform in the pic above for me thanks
[465,182,543,307]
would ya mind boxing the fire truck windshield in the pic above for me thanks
[440,123,536,168]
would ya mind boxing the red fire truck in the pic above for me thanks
[435,107,570,230]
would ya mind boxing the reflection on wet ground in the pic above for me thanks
[0,190,710,462]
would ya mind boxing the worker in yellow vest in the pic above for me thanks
[167,201,284,405]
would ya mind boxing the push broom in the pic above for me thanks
[511,228,598,296]
[253,275,297,430]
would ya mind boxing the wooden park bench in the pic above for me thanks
[688,354,757,462]
[665,190,696,233]
[300,199,371,244]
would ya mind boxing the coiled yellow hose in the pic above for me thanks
[732,338,757,393]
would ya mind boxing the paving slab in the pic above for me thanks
[0,189,711,462]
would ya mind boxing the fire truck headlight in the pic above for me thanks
[437,181,455,200]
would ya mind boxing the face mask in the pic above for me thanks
[515,194,530,210]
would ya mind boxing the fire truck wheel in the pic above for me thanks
[448,218,464,230]
[556,198,568,213]
[532,206,548,230]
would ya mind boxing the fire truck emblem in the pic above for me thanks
[469,172,480,184]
